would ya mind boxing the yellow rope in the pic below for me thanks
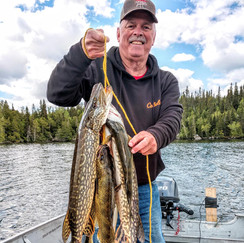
[146,155,153,242]
[82,28,93,59]
[103,36,153,243]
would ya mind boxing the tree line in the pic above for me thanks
[0,100,84,143]
[0,83,244,144]
[179,83,244,139]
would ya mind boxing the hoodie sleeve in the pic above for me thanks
[47,40,94,107]
[147,71,183,149]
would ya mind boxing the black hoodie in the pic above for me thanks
[47,41,183,185]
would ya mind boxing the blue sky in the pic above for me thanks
[0,0,244,109]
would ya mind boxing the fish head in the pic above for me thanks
[97,145,109,168]
[80,83,113,133]
[96,145,113,179]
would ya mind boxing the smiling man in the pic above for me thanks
[117,10,156,75]
[47,0,183,242]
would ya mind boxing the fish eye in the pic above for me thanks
[92,98,97,108]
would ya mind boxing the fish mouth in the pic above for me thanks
[105,85,112,94]
[105,86,113,106]
[105,86,113,102]
[100,85,113,112]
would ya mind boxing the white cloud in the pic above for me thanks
[207,67,244,95]
[86,1,115,18]
[155,1,244,72]
[155,9,191,49]
[0,49,28,82]
[161,66,204,94]
[0,0,115,109]
[154,0,244,97]
[171,53,196,62]
[1,0,244,110]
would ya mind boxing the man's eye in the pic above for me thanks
[127,24,134,29]
[144,26,151,30]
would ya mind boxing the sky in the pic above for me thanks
[0,0,244,110]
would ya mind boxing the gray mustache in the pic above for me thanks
[128,36,146,44]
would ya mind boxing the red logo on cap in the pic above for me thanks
[136,0,147,8]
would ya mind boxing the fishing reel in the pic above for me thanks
[157,176,194,229]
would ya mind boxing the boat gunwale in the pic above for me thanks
[2,214,244,243]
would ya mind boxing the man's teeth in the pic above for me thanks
[131,41,143,45]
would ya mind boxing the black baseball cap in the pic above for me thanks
[120,0,158,23]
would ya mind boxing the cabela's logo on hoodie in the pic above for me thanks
[147,99,161,109]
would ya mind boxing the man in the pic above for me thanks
[47,0,183,242]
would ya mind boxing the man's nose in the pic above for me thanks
[133,26,143,36]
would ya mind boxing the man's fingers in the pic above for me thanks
[87,29,109,44]
[96,29,110,42]
[131,138,148,154]
[96,29,104,33]
[82,28,110,59]
[129,131,157,155]
[129,132,144,147]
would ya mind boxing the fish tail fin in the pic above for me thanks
[89,237,94,243]
[115,224,123,242]
[138,220,145,243]
[115,224,130,243]
[62,210,71,243]
[84,236,94,243]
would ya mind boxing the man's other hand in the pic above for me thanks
[129,131,157,155]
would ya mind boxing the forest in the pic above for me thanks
[0,83,244,144]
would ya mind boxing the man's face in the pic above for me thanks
[117,11,156,63]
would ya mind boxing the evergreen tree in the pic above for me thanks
[40,99,48,118]
[233,82,239,110]
[237,98,244,133]
[0,106,5,143]
[228,122,243,138]
[226,83,233,109]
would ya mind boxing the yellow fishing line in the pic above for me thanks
[103,36,153,243]
[82,28,93,59]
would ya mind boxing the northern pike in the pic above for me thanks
[95,144,115,243]
[62,83,113,243]
[128,151,145,243]
[106,106,145,243]
[111,136,132,242]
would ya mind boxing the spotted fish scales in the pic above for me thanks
[106,105,145,243]
[95,144,115,243]
[62,83,113,243]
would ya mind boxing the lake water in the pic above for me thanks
[0,141,244,241]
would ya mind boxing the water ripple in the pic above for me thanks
[0,141,243,240]
[159,140,244,221]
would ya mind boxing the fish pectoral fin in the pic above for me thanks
[114,184,122,192]
[62,210,71,243]
[83,215,95,236]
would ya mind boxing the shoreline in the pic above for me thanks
[1,137,244,145]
